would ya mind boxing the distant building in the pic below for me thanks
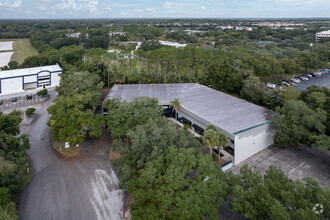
[235,26,253,31]
[106,83,275,167]
[184,30,206,34]
[66,32,80,38]
[0,64,62,95]
[109,31,126,37]
[217,25,234,30]
[316,30,330,41]
[159,40,187,48]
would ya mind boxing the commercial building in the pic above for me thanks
[316,30,330,41]
[107,83,275,166]
[0,64,62,95]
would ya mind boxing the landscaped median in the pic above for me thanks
[52,139,82,158]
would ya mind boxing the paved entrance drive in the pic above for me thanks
[230,145,330,188]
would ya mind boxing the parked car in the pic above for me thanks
[306,74,313,78]
[26,93,33,100]
[290,78,299,83]
[267,83,276,89]
[282,81,290,86]
[11,97,18,102]
[0,100,3,105]
[314,72,322,76]
[300,76,308,81]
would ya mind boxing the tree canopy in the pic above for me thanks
[273,100,327,149]
[103,97,163,140]
[47,71,103,145]
[227,165,330,219]
[0,111,30,219]
[114,117,203,187]
[127,146,228,220]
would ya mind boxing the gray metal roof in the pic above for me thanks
[108,83,274,135]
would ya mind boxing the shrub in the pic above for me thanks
[37,89,48,96]
[26,108,36,117]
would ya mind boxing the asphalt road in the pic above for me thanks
[17,90,126,220]
[295,72,330,91]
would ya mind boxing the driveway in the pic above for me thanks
[18,90,126,219]
[230,145,330,188]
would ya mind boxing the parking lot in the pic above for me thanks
[295,71,330,91]
[0,94,42,111]
[230,145,330,188]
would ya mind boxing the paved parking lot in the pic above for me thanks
[0,94,42,111]
[295,72,330,91]
[230,145,330,188]
[0,88,56,113]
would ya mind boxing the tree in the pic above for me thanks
[170,98,182,123]
[227,165,330,220]
[103,97,163,140]
[47,94,102,145]
[273,100,327,148]
[114,117,203,186]
[140,40,163,51]
[240,75,266,105]
[281,86,300,104]
[207,63,243,93]
[0,110,30,212]
[218,132,228,160]
[127,146,228,219]
[202,125,220,156]
[37,89,48,96]
[56,71,103,108]
[25,108,36,117]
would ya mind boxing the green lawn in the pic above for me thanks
[0,39,38,64]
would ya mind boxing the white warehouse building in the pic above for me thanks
[107,83,275,166]
[0,64,62,95]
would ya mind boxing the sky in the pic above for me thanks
[0,0,329,19]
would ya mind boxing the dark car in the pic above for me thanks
[26,93,33,100]
[0,100,3,105]
[11,97,18,102]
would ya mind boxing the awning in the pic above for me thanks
[192,123,204,132]
[163,108,173,115]
[181,117,192,125]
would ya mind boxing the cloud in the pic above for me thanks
[26,8,34,15]
[218,1,225,6]
[0,0,21,8]
[56,0,78,10]
[147,8,156,13]
[163,1,174,9]
[200,6,206,10]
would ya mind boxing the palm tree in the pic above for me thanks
[218,132,228,160]
[170,98,182,123]
[202,127,220,157]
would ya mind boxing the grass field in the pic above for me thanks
[0,39,38,64]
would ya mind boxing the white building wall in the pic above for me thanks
[51,72,61,87]
[234,123,274,165]
[1,77,23,94]
[24,75,37,83]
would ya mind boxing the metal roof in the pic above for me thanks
[108,83,274,135]
[0,64,62,79]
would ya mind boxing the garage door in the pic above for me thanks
[1,78,23,94]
